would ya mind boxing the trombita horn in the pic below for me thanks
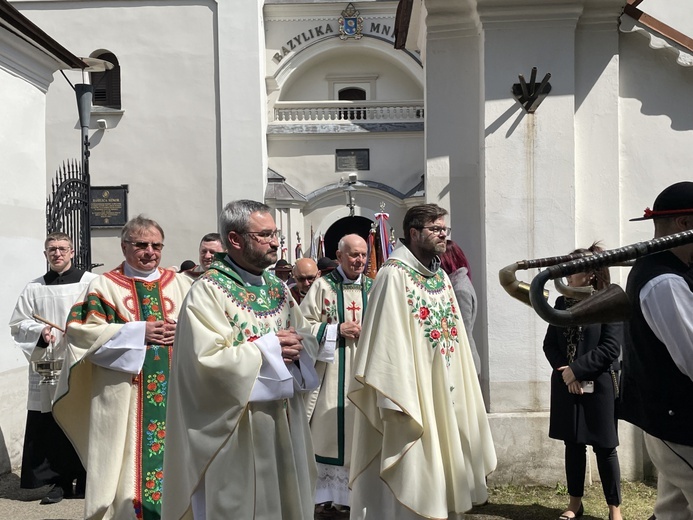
[499,252,589,306]
[529,229,693,327]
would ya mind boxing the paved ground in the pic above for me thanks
[0,469,511,519]
[0,471,83,520]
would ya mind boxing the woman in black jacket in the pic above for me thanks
[543,243,623,520]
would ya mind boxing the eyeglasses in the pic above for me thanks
[242,230,280,244]
[419,226,451,236]
[124,240,165,251]
[295,274,318,283]
[46,246,72,255]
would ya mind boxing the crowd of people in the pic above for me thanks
[7,181,693,520]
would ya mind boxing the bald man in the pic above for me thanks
[290,258,320,304]
[300,234,372,517]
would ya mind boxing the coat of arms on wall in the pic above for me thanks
[339,3,363,40]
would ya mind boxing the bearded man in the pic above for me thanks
[162,199,319,520]
[348,204,497,520]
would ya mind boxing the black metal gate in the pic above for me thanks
[46,160,93,270]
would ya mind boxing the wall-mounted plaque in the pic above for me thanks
[90,185,128,228]
[336,148,369,172]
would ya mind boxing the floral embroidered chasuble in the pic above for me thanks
[161,258,319,520]
[52,266,191,520]
[348,244,497,520]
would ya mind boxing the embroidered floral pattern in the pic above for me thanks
[143,467,164,505]
[146,420,166,457]
[140,295,162,322]
[226,314,274,345]
[322,298,338,324]
[145,371,167,406]
[406,289,460,368]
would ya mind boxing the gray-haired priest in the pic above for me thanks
[162,199,319,520]
[52,216,192,520]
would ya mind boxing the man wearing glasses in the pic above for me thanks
[163,199,319,520]
[290,257,321,304]
[348,204,497,520]
[300,233,372,518]
[9,232,97,504]
[52,215,192,520]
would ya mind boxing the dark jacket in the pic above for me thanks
[543,296,622,447]
[620,251,693,446]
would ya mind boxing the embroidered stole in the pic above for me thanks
[133,280,170,520]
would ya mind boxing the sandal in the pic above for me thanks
[558,503,584,520]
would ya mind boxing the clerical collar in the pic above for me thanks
[225,255,265,286]
[44,264,78,285]
[123,262,161,281]
[336,265,360,284]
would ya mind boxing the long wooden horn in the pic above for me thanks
[529,230,693,326]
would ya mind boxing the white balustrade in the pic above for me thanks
[273,100,424,123]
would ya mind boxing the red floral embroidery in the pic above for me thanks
[430,329,441,340]
[419,306,430,320]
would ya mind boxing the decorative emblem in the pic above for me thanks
[339,3,363,40]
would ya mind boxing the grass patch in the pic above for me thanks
[470,480,657,519]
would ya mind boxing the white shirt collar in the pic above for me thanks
[123,262,161,282]
[337,265,361,284]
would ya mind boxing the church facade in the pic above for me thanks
[2,0,692,484]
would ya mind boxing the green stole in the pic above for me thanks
[133,279,169,520]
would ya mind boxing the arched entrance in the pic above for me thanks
[323,216,372,259]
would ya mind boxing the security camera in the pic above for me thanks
[97,119,108,130]
[348,172,358,182]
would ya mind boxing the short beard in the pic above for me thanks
[242,246,277,271]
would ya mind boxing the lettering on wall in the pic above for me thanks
[272,22,395,64]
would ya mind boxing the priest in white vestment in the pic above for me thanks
[162,199,319,520]
[53,216,192,520]
[349,204,497,520]
[300,233,372,514]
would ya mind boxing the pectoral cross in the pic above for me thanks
[346,301,361,322]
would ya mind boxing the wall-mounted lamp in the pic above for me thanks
[97,119,107,130]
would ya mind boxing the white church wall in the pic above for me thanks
[619,30,693,248]
[280,48,423,101]
[483,18,579,415]
[16,2,220,271]
[268,133,424,195]
[0,22,63,472]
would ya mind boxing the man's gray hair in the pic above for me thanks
[219,200,271,249]
[121,215,165,242]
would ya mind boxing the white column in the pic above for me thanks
[218,0,268,204]
[423,0,487,392]
[480,1,582,413]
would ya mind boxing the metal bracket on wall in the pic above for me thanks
[512,67,552,113]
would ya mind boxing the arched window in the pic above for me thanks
[338,87,366,120]
[89,52,121,109]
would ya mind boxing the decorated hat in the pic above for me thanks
[630,181,693,221]
[272,259,292,272]
[317,257,338,273]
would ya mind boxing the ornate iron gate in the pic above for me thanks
[46,160,93,270]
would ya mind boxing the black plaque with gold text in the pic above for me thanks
[336,148,369,172]
[90,185,128,227]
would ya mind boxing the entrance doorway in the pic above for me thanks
[323,216,372,259]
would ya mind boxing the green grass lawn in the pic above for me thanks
[470,480,657,519]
